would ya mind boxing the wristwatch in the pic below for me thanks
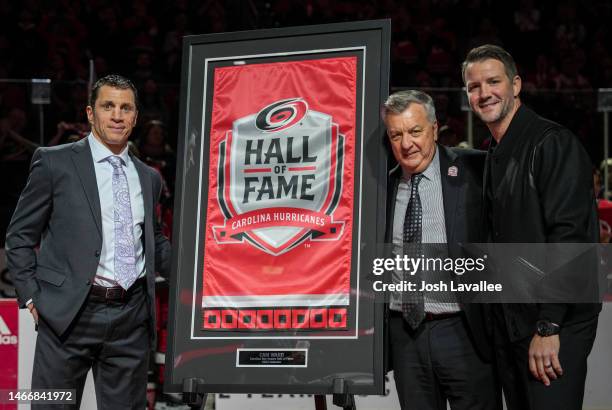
[536,320,561,337]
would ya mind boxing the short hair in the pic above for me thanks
[89,74,139,110]
[383,90,436,123]
[462,44,518,84]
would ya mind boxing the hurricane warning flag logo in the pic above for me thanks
[213,98,345,255]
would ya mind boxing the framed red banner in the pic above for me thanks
[165,20,390,396]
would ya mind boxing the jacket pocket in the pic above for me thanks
[36,266,66,286]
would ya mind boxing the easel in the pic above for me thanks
[181,377,357,410]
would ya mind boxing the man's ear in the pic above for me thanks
[433,121,439,142]
[512,75,522,98]
[86,105,94,124]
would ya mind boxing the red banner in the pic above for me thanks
[0,300,18,410]
[201,57,357,325]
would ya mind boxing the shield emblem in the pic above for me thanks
[214,98,344,255]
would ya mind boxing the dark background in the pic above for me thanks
[1,0,610,248]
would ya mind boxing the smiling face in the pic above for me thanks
[86,85,138,154]
[385,102,438,175]
[464,58,521,140]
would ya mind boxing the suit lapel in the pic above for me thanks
[438,145,460,245]
[132,155,153,245]
[386,165,401,243]
[482,143,494,240]
[71,139,102,237]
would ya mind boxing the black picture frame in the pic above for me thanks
[165,19,390,395]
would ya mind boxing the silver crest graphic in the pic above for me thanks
[214,98,346,255]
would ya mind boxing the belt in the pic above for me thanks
[424,312,461,321]
[391,310,461,321]
[89,277,146,302]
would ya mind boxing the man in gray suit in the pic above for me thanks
[6,74,171,409]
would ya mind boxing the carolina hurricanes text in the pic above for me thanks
[232,211,325,230]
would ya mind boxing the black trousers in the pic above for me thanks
[389,312,501,410]
[492,305,598,410]
[31,284,150,410]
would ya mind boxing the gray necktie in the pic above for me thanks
[107,155,138,290]
[402,173,424,329]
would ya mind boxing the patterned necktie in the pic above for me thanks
[107,155,138,290]
[402,173,425,329]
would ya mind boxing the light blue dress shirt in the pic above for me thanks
[391,147,460,313]
[88,133,146,286]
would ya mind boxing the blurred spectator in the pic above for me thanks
[47,121,88,146]
[555,3,586,47]
[137,120,176,192]
[523,54,555,92]
[123,0,159,39]
[0,67,27,112]
[514,0,540,33]
[391,36,419,86]
[594,167,604,199]
[512,0,541,61]
[467,17,503,50]
[426,42,453,86]
[0,108,37,161]
[139,79,169,125]
[94,56,110,79]
[10,8,47,78]
[132,49,158,87]
[438,124,463,148]
[553,58,591,90]
[163,13,191,80]
[89,5,127,73]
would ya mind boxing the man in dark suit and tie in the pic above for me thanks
[6,74,171,409]
[384,90,500,410]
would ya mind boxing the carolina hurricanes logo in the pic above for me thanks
[255,98,308,133]
[213,98,345,255]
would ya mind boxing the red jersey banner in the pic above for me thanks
[201,57,357,331]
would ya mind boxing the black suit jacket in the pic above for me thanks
[484,105,601,341]
[385,144,492,361]
[5,138,171,340]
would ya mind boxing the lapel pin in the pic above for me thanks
[447,166,458,177]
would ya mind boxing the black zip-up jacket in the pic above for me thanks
[484,104,601,341]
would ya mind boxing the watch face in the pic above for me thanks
[537,320,559,336]
[537,321,549,335]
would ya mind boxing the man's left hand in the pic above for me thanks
[528,334,562,386]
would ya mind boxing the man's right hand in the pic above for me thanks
[27,302,39,324]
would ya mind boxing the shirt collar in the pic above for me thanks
[401,145,439,182]
[88,133,130,166]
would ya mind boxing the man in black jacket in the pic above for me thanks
[463,44,601,410]
[384,90,500,410]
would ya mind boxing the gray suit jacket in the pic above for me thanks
[5,137,171,340]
